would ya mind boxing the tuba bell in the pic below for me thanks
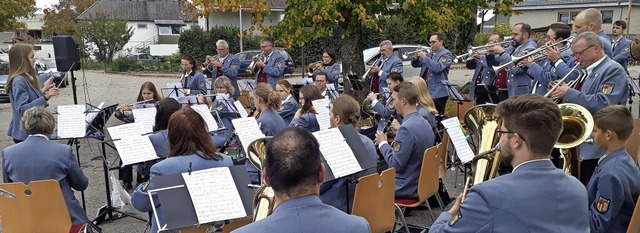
[556,103,594,178]
[247,138,276,222]
[461,104,502,201]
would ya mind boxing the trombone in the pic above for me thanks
[492,36,575,72]
[454,41,514,63]
[402,47,432,59]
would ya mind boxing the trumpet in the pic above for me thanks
[402,47,432,59]
[454,41,514,63]
[307,61,322,76]
[493,36,575,72]
[247,52,265,74]
[544,62,582,101]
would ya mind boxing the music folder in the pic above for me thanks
[316,125,377,183]
[442,80,465,101]
[149,165,254,232]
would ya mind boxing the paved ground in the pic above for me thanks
[0,66,638,232]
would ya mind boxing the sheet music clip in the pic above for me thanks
[188,162,193,175]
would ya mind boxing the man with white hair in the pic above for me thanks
[209,39,240,97]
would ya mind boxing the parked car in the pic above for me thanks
[235,48,295,77]
[362,44,422,78]
[127,53,159,64]
[0,61,8,102]
[38,58,69,88]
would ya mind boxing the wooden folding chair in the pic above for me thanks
[393,145,440,232]
[625,119,640,166]
[628,195,640,233]
[453,101,474,124]
[351,168,396,233]
[0,179,73,232]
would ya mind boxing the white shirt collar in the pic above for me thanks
[586,56,607,76]
[283,94,292,103]
[29,134,49,141]
[512,158,549,172]
[598,153,609,165]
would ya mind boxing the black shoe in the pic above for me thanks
[124,182,133,191]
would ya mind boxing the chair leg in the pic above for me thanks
[425,202,434,222]
[393,204,410,233]
[435,193,445,209]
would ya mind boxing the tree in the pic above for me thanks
[76,11,133,62]
[0,0,36,31]
[43,0,97,35]
[182,0,523,76]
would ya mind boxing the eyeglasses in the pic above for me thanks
[496,129,526,142]
[573,45,595,58]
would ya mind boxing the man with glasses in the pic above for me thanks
[489,23,537,98]
[253,37,286,88]
[429,94,589,233]
[209,40,240,98]
[368,40,403,94]
[572,8,613,58]
[411,33,453,114]
[549,31,628,184]
[314,71,337,101]
[467,33,504,104]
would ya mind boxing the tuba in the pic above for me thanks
[556,103,593,178]
[247,138,275,222]
[461,104,502,201]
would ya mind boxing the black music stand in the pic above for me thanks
[161,84,187,99]
[474,84,500,104]
[626,75,640,112]
[346,72,366,91]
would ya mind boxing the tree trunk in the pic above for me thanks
[339,30,364,77]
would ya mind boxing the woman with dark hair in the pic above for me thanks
[312,48,341,87]
[147,98,181,158]
[180,54,207,96]
[246,83,287,184]
[289,85,321,132]
[275,79,297,125]
[6,43,58,143]
[131,108,233,233]
[114,81,161,123]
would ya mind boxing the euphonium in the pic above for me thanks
[247,138,275,222]
[461,104,502,202]
[556,103,594,178]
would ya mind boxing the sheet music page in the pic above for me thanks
[313,128,362,178]
[311,98,331,130]
[57,105,88,138]
[107,123,146,140]
[441,117,474,163]
[113,135,158,165]
[232,117,266,155]
[182,167,246,223]
[191,104,219,132]
[234,100,248,118]
[84,102,105,130]
[132,108,157,133]
[176,96,198,106]
[166,82,185,98]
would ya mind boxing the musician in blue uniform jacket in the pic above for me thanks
[610,20,632,73]
[246,83,287,184]
[467,34,503,103]
[315,72,338,101]
[198,77,240,147]
[131,108,234,233]
[430,94,589,233]
[2,107,89,232]
[488,23,537,97]
[367,40,403,93]
[374,82,434,198]
[275,80,297,125]
[367,72,403,132]
[232,128,371,233]
[320,94,377,213]
[312,49,341,88]
[550,32,629,184]
[587,106,640,233]
[180,54,208,95]
[253,38,286,88]
[289,85,321,132]
[411,33,453,114]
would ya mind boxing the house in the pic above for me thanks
[510,0,640,35]
[198,0,286,34]
[0,14,56,59]
[478,13,510,33]
[77,0,198,57]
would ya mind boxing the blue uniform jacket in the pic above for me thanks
[587,148,640,233]
[254,51,286,87]
[245,108,287,184]
[372,55,403,93]
[430,160,589,233]
[526,59,558,96]
[319,133,377,213]
[149,130,170,158]
[181,70,207,95]
[2,136,89,225]
[232,195,370,233]
[597,31,614,59]
[466,55,496,100]
[488,41,536,97]
[212,54,241,97]
[115,99,157,123]
[276,95,298,126]
[411,48,453,99]
[379,111,434,198]
[313,63,341,85]
[8,75,49,141]
[289,112,320,132]
[131,153,233,233]
[210,96,239,147]
[552,47,582,84]
[563,57,628,160]
[611,37,631,72]
[373,96,396,131]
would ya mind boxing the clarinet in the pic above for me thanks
[382,110,397,134]
[218,131,237,153]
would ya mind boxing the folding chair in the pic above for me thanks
[351,168,396,233]
[628,195,640,233]
[393,145,440,232]
[0,179,74,232]
[625,119,640,166]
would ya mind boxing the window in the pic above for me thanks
[601,10,613,24]
[137,24,148,29]
[570,11,579,22]
[558,12,570,23]
[158,25,182,35]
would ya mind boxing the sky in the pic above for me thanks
[35,0,60,13]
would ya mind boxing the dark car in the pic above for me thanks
[235,48,294,77]
[39,58,69,88]
[0,61,8,102]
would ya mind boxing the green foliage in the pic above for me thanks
[178,26,211,63]
[0,0,35,31]
[494,22,512,36]
[474,33,492,46]
[81,59,105,70]
[76,11,134,63]
[444,19,477,56]
[43,0,97,35]
[107,57,141,72]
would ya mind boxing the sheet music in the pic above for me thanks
[234,100,249,118]
[441,117,474,163]
[311,98,331,130]
[313,128,362,178]
[113,135,158,165]
[182,167,246,223]
[57,105,87,138]
[232,117,266,155]
[239,79,257,91]
[133,103,155,109]
[191,104,219,132]
[132,108,157,133]
[176,96,198,105]
[85,102,105,129]
[107,123,146,140]
[166,82,185,98]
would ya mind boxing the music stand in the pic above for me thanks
[474,84,500,104]
[626,76,640,112]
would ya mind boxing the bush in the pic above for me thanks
[81,59,105,70]
[473,33,491,46]
[107,57,143,72]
